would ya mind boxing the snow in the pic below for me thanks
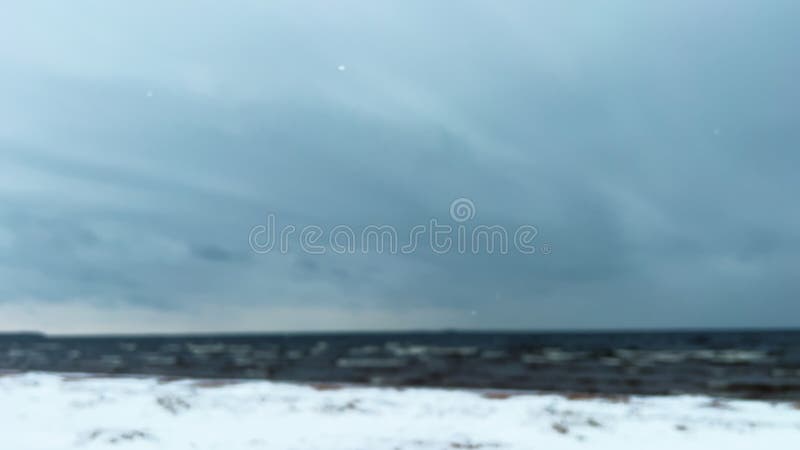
[1,372,798,449]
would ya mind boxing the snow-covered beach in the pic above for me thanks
[2,372,798,449]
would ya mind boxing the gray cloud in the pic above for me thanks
[1,0,799,332]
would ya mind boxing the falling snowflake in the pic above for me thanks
[337,65,347,72]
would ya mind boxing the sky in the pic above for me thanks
[1,1,799,334]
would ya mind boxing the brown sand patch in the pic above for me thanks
[192,379,242,388]
[310,382,346,391]
[482,392,513,400]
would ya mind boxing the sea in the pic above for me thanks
[2,330,800,399]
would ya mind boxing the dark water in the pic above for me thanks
[3,330,800,399]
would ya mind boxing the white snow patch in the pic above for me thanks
[0,372,798,449]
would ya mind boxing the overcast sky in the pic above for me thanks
[1,1,799,333]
